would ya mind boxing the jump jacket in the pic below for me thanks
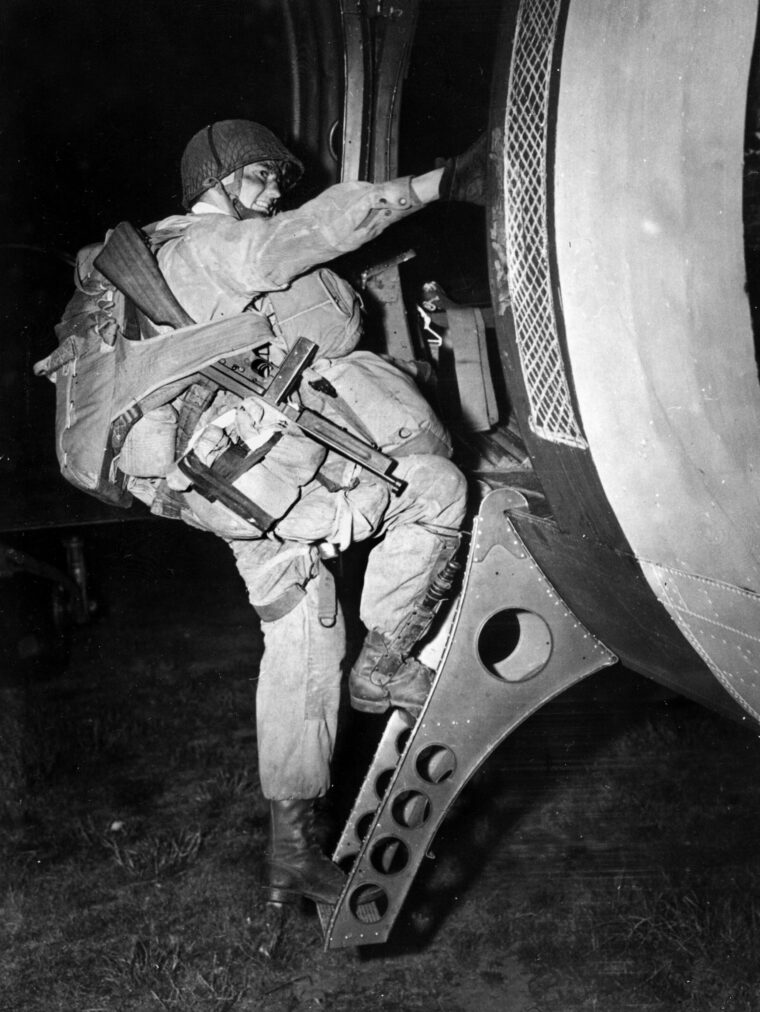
[124,175,449,540]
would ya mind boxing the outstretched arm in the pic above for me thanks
[161,174,439,301]
[410,167,445,204]
[157,142,485,316]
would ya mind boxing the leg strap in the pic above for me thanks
[254,558,336,626]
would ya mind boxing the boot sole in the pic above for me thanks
[265,886,303,905]
[267,885,343,906]
[349,695,390,714]
[350,695,424,718]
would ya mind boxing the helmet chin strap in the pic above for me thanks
[201,177,243,219]
[200,123,277,219]
[232,196,273,220]
[203,172,274,220]
[229,165,279,219]
[223,167,246,220]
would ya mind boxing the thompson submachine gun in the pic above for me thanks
[94,222,406,526]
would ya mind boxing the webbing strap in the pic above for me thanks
[211,431,283,482]
[317,562,337,628]
[177,449,276,531]
[176,381,216,456]
[149,480,184,521]
[315,471,357,494]
[254,583,306,623]
[254,559,337,626]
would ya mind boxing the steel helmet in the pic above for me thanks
[180,119,304,209]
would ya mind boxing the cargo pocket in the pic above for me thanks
[119,404,178,477]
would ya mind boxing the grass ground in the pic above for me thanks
[2,519,760,1011]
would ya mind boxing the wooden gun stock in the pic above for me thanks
[94,221,194,329]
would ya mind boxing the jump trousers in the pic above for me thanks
[229,453,467,800]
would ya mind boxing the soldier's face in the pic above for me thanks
[236,163,282,216]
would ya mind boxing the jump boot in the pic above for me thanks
[264,798,346,906]
[349,630,434,715]
[349,544,462,716]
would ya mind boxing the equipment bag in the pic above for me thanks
[33,242,134,507]
[34,227,275,510]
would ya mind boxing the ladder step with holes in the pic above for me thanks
[319,487,617,948]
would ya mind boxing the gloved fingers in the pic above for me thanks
[439,130,489,204]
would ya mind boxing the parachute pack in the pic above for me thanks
[33,222,406,534]
[33,241,135,507]
[33,226,274,511]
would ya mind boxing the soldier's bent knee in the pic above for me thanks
[402,455,468,527]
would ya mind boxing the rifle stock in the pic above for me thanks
[94,221,194,329]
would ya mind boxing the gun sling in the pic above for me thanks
[94,221,406,529]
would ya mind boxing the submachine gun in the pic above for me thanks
[94,222,405,530]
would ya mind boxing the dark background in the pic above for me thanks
[0,0,500,531]
[0,0,500,676]
[4,10,760,1007]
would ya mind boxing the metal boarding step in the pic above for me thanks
[318,486,617,949]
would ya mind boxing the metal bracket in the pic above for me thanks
[319,486,617,948]
[420,282,499,433]
[339,0,420,361]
